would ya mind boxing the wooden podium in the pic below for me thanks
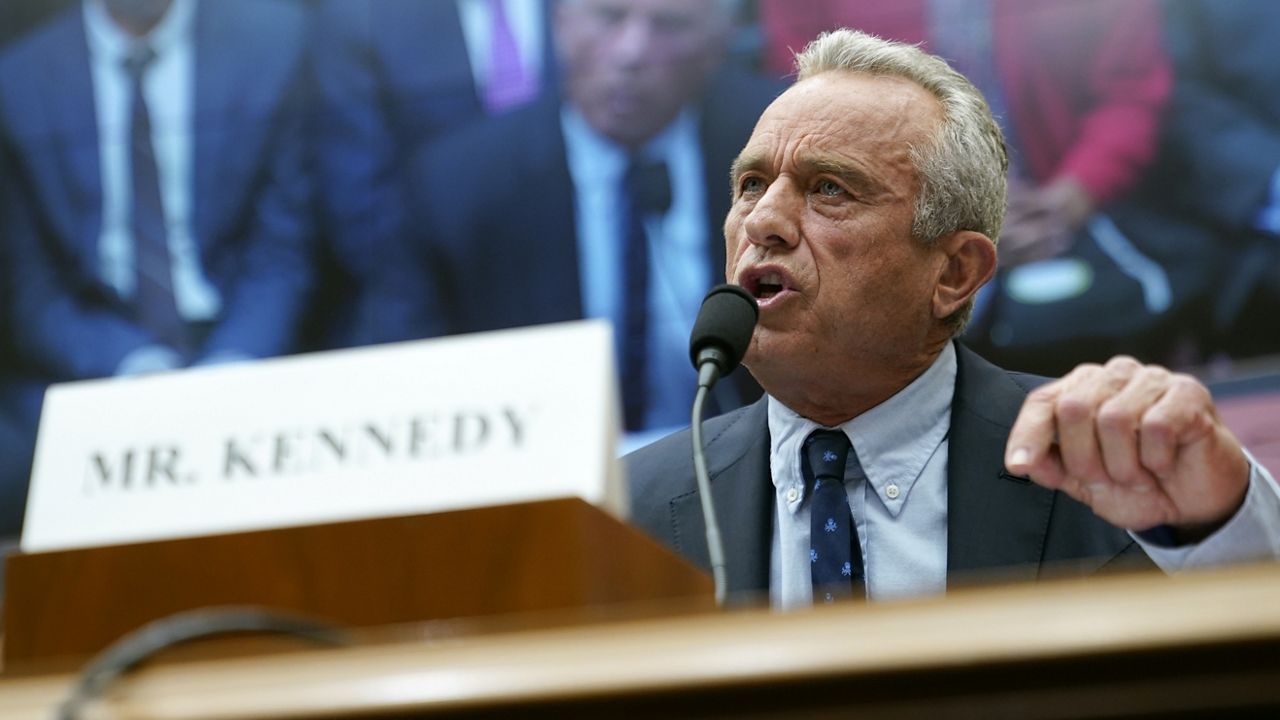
[2,498,712,665]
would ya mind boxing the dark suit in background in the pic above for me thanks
[0,0,314,535]
[311,0,555,347]
[0,0,313,379]
[409,69,774,335]
[408,68,780,425]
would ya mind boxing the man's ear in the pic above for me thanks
[932,230,997,321]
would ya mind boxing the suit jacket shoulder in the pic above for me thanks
[408,96,582,335]
[627,397,775,596]
[947,343,1152,585]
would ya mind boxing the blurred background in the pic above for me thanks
[1,0,1278,542]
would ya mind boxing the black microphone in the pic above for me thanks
[687,284,758,607]
[689,284,758,391]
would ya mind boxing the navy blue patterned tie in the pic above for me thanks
[805,430,866,603]
[619,158,670,431]
[125,45,189,357]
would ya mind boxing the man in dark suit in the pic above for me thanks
[626,29,1280,606]
[410,0,780,439]
[311,0,557,347]
[0,0,313,380]
[0,0,314,527]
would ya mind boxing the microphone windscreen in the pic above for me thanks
[689,284,758,372]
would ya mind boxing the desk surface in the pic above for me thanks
[3,563,1280,719]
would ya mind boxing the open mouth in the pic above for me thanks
[740,267,794,302]
[755,272,785,299]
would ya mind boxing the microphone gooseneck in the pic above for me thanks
[688,284,758,607]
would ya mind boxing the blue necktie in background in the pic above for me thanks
[125,45,189,357]
[620,158,670,432]
[805,429,866,603]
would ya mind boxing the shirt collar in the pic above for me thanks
[767,342,957,517]
[84,0,196,64]
[560,104,699,184]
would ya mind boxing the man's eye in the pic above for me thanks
[817,179,844,197]
[739,176,765,195]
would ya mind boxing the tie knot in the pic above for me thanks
[122,45,157,79]
[625,158,672,215]
[804,430,849,482]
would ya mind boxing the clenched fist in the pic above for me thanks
[1005,356,1250,541]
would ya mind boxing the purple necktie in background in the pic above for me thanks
[483,0,537,113]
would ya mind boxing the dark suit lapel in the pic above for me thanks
[947,343,1055,584]
[527,106,583,320]
[191,0,235,248]
[418,0,483,115]
[668,398,773,598]
[465,99,582,325]
[43,12,103,276]
[192,0,276,248]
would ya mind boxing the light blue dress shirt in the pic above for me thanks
[769,343,956,608]
[768,343,1280,609]
[83,0,220,323]
[561,106,712,446]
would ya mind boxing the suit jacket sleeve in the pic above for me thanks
[197,2,315,362]
[311,0,446,345]
[0,139,156,380]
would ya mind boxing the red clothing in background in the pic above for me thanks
[759,0,1171,204]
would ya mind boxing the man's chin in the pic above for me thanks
[741,331,797,394]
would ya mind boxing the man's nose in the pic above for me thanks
[608,17,656,67]
[743,179,801,249]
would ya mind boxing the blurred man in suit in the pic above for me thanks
[626,29,1280,606]
[410,0,780,442]
[0,0,315,530]
[0,0,313,378]
[311,0,556,347]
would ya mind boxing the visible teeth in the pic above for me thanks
[754,270,784,299]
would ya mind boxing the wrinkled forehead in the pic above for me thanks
[773,71,943,133]
[743,72,943,164]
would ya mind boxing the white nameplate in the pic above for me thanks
[22,321,624,553]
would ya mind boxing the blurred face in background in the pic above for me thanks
[102,0,172,36]
[555,0,731,147]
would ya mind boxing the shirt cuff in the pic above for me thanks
[192,350,254,368]
[115,345,184,377]
[1254,167,1280,235]
[1132,453,1280,571]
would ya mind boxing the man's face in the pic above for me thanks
[555,0,728,147]
[724,72,951,407]
[103,0,172,36]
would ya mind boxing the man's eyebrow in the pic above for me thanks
[729,152,767,187]
[728,151,891,198]
[806,155,886,196]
